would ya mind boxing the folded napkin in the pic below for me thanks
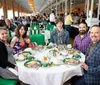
[8,68,18,76]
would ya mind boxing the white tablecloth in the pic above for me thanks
[42,30,50,44]
[17,49,85,85]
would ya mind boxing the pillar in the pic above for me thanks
[65,0,68,16]
[12,1,15,19]
[55,0,57,17]
[2,0,7,18]
[70,0,72,13]
[18,4,19,18]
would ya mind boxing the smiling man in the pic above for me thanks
[73,22,91,54]
[72,25,100,85]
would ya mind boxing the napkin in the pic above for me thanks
[8,68,18,76]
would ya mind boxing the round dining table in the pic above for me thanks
[16,47,85,85]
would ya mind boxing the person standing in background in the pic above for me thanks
[49,10,56,25]
[65,12,74,34]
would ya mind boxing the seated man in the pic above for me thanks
[73,22,91,54]
[72,25,100,85]
[51,19,69,45]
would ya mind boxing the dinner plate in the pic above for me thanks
[26,56,35,61]
[63,58,80,65]
[22,51,32,55]
[24,60,41,68]
[19,51,32,57]
[16,58,25,62]
[41,62,50,67]
[16,55,26,61]
[72,54,81,59]
[46,46,53,49]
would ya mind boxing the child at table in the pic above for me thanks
[24,36,37,49]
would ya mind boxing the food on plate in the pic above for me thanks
[64,58,80,65]
[51,63,55,66]
[69,49,80,55]
[67,44,72,49]
[44,56,48,61]
[75,51,80,55]
[70,49,76,54]
[19,51,32,57]
[26,61,40,68]
[58,48,60,52]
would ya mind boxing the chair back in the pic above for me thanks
[30,34,45,45]
[46,24,55,31]
[8,29,13,40]
[30,24,40,35]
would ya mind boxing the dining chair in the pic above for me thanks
[30,34,45,45]
[0,77,18,85]
[45,23,56,43]
[46,23,55,31]
[30,24,40,35]
[8,29,13,40]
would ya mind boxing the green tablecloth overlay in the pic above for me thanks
[30,34,45,45]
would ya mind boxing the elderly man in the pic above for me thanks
[72,25,100,85]
[73,22,91,54]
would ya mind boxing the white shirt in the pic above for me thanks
[49,13,56,22]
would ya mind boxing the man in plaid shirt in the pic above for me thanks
[72,25,100,85]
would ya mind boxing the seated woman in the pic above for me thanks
[10,24,27,55]
[0,28,18,80]
[24,36,37,49]
[51,19,69,45]
[5,18,16,32]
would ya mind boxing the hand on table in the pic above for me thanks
[14,66,18,72]
[81,62,88,71]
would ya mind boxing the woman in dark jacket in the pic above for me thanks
[0,28,18,80]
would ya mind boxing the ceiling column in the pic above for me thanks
[70,0,72,13]
[64,0,68,24]
[2,0,8,18]
[56,0,57,17]
[21,6,23,16]
[65,0,68,16]
[51,1,52,12]
[18,4,19,18]
[12,0,15,19]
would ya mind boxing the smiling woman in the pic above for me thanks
[0,28,18,80]
[10,24,27,55]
